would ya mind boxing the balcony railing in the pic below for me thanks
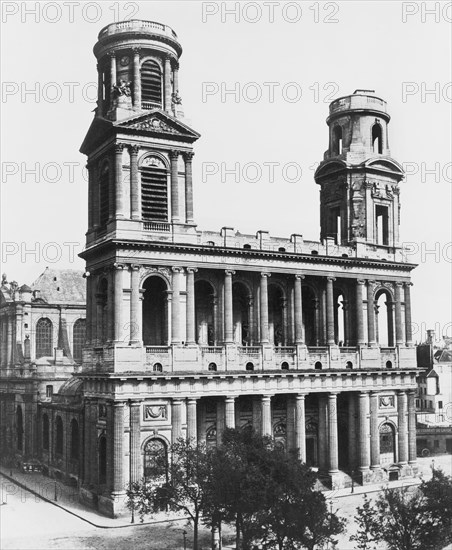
[146,346,169,353]
[340,347,358,353]
[238,346,261,354]
[381,347,396,353]
[143,221,171,232]
[275,346,296,354]
[201,346,223,354]
[141,101,163,111]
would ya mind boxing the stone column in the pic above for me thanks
[112,402,125,494]
[328,393,339,473]
[260,273,270,344]
[129,400,141,484]
[130,265,142,344]
[313,298,320,345]
[347,393,357,470]
[261,395,272,437]
[286,398,295,452]
[367,281,376,345]
[186,268,197,345]
[397,391,408,464]
[248,296,255,345]
[387,301,395,347]
[370,392,380,469]
[358,392,370,471]
[113,263,124,342]
[212,296,219,345]
[107,271,115,341]
[318,396,328,471]
[294,275,304,344]
[115,143,125,218]
[407,390,417,464]
[110,52,117,87]
[225,397,236,429]
[132,47,141,109]
[326,277,336,345]
[224,270,234,344]
[171,267,182,345]
[197,402,206,445]
[172,399,183,444]
[294,394,306,462]
[87,163,94,231]
[108,153,115,222]
[404,283,413,345]
[186,399,197,442]
[129,145,140,220]
[164,55,172,113]
[170,150,180,223]
[96,63,103,114]
[394,282,404,345]
[184,152,195,224]
[216,400,225,446]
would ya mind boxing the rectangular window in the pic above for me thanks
[46,385,53,398]
[141,166,168,221]
[375,205,389,245]
[438,401,443,409]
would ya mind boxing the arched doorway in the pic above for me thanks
[195,280,215,345]
[233,282,250,345]
[379,422,396,465]
[142,276,168,345]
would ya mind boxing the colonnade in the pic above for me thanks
[91,389,417,493]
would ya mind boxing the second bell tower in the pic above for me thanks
[315,90,405,249]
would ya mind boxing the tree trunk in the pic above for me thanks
[193,511,198,550]
[235,513,241,550]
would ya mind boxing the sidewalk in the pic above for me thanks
[1,455,451,528]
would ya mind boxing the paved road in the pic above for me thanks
[1,455,451,549]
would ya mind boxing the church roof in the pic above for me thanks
[31,268,86,305]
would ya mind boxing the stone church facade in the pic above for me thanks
[1,19,419,518]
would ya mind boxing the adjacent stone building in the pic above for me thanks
[0,268,86,479]
[76,20,419,517]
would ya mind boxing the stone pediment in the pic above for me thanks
[115,110,200,141]
[363,157,404,179]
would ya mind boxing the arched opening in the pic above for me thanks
[142,276,168,345]
[42,413,49,451]
[386,360,393,369]
[195,280,215,346]
[144,438,168,480]
[346,361,353,369]
[70,419,79,460]
[141,60,163,109]
[153,362,163,372]
[140,156,168,222]
[372,123,383,154]
[375,290,394,347]
[379,422,396,465]
[72,318,86,363]
[99,163,110,227]
[334,291,346,345]
[208,362,217,371]
[314,361,322,370]
[302,286,317,346]
[233,282,250,346]
[16,406,24,451]
[333,125,343,155]
[246,362,254,371]
[55,416,63,456]
[268,285,284,346]
[98,435,107,485]
[36,318,53,358]
[281,361,289,370]
[97,279,109,343]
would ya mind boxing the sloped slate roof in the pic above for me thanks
[31,268,86,305]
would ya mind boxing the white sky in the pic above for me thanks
[1,1,451,343]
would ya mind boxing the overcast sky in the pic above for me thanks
[1,1,451,342]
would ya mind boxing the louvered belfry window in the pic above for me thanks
[141,60,162,108]
[99,164,110,226]
[141,156,168,221]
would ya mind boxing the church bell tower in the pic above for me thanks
[314,90,405,248]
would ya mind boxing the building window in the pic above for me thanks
[434,440,439,449]
[42,413,49,451]
[99,163,110,227]
[208,362,217,371]
[246,362,254,371]
[140,157,168,222]
[315,361,322,370]
[438,401,443,409]
[376,205,389,245]
[73,319,86,363]
[372,122,383,154]
[144,438,167,480]
[153,362,163,372]
[333,125,343,155]
[55,416,63,456]
[346,361,353,369]
[141,60,162,108]
[46,385,53,398]
[70,419,79,460]
[386,360,393,369]
[281,361,289,370]
[36,318,53,358]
